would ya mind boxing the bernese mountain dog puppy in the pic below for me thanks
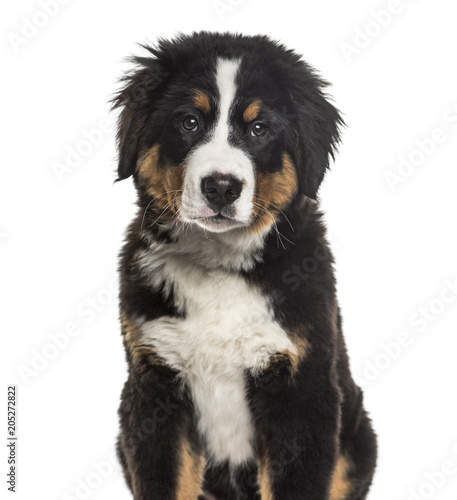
[113,32,377,500]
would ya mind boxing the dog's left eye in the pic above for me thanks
[181,116,199,133]
[250,122,268,137]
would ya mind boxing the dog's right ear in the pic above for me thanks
[111,47,170,181]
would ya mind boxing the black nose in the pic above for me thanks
[201,174,242,211]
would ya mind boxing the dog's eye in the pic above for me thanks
[251,122,268,137]
[181,116,199,133]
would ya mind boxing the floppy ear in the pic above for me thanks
[292,78,344,199]
[113,100,147,181]
[111,50,169,181]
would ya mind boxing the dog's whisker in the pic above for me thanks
[252,201,288,250]
[254,196,295,232]
[147,201,175,228]
[254,201,295,247]
[140,190,182,229]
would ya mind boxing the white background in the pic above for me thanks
[1,0,457,499]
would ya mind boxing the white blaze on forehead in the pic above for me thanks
[180,57,255,230]
[213,58,240,144]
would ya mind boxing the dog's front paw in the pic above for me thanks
[251,351,297,391]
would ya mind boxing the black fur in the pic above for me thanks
[113,32,377,500]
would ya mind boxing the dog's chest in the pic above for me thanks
[141,258,295,465]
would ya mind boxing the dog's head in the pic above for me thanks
[113,32,343,234]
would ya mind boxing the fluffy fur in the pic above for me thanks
[112,32,377,500]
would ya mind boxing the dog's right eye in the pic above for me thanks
[181,116,199,133]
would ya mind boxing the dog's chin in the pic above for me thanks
[194,214,247,233]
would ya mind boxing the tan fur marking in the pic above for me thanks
[264,334,307,382]
[138,144,167,201]
[258,457,273,500]
[330,455,353,500]
[164,162,185,215]
[243,100,262,122]
[283,334,308,373]
[250,152,298,233]
[120,311,159,365]
[138,144,185,223]
[176,439,205,500]
[193,90,211,114]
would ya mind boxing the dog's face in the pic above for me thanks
[113,33,342,234]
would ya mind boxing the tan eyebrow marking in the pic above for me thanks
[243,100,262,122]
[193,90,211,114]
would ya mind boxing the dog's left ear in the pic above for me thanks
[291,72,344,200]
[111,47,170,181]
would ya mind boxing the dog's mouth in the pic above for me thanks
[193,213,245,232]
[205,214,233,223]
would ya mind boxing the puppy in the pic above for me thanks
[113,32,377,500]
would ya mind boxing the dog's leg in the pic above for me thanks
[118,366,205,500]
[247,351,341,500]
[336,407,377,500]
[203,460,261,500]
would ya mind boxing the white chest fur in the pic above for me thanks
[139,254,296,466]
